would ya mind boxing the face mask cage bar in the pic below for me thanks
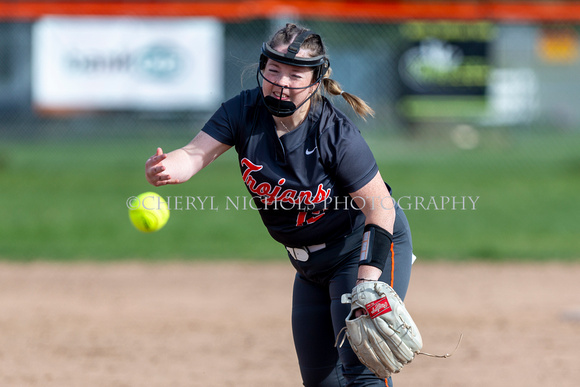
[257,30,329,117]
[256,68,323,117]
[257,67,320,92]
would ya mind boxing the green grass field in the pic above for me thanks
[1,128,579,262]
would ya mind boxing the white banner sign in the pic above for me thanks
[32,17,224,111]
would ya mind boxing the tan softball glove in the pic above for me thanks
[340,281,423,378]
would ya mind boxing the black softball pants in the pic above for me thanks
[290,204,414,387]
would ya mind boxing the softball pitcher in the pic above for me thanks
[145,23,415,387]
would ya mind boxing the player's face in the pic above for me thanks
[261,50,318,112]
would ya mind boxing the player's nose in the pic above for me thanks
[274,73,292,88]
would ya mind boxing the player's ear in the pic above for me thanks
[308,82,319,94]
[310,70,319,87]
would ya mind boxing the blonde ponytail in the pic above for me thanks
[321,69,375,120]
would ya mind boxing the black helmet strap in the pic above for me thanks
[285,30,312,59]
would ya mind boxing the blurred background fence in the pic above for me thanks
[1,1,579,261]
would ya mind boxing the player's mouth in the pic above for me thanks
[273,91,290,100]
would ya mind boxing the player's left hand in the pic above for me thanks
[340,281,423,378]
[353,265,383,317]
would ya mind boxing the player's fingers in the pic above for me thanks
[157,172,170,181]
[146,165,168,186]
[145,148,167,168]
[152,165,166,174]
[146,154,166,168]
[154,148,167,162]
[145,164,163,179]
[150,175,166,186]
[154,175,179,186]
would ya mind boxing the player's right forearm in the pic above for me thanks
[156,132,231,185]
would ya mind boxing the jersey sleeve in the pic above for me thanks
[201,93,246,147]
[320,115,379,193]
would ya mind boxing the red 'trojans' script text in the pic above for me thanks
[241,158,331,207]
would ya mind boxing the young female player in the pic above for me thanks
[145,23,415,387]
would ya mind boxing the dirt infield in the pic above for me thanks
[1,260,579,387]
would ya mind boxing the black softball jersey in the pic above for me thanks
[201,87,379,248]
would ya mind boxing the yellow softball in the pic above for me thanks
[128,192,170,233]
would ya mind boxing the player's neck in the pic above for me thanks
[275,105,309,137]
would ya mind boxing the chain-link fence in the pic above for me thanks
[3,16,580,140]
